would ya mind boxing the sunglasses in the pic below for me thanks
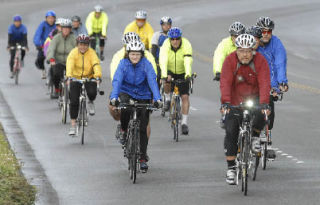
[170,37,181,41]
[262,30,272,35]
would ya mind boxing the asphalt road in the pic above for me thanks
[0,0,319,204]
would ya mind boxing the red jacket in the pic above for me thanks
[220,51,270,105]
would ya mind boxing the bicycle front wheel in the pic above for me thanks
[14,70,19,85]
[242,136,249,196]
[78,100,86,145]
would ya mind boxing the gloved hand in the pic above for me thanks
[261,104,271,115]
[153,100,163,109]
[185,75,191,82]
[279,83,289,92]
[110,98,120,106]
[213,72,221,81]
[220,103,230,114]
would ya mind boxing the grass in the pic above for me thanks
[0,125,36,205]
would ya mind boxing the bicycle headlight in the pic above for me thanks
[246,100,254,108]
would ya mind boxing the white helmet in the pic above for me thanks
[126,40,145,52]
[60,18,72,27]
[55,18,65,25]
[160,16,172,24]
[135,10,147,19]
[122,32,140,45]
[94,5,103,12]
[235,34,256,49]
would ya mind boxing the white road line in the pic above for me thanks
[286,156,293,158]
[190,106,198,111]
[277,150,283,153]
[281,153,288,156]
[296,161,304,164]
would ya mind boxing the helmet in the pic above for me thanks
[60,18,72,28]
[94,5,103,12]
[122,32,140,45]
[46,10,56,18]
[55,18,64,25]
[235,34,256,49]
[126,40,145,52]
[256,16,275,30]
[77,34,90,44]
[160,16,172,25]
[246,26,262,38]
[13,15,22,22]
[71,16,81,22]
[168,27,182,38]
[135,10,147,19]
[229,22,246,36]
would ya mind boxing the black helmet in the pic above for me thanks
[229,22,246,36]
[256,16,275,30]
[246,26,262,38]
[71,15,81,22]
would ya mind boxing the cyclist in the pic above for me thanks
[66,34,102,136]
[33,10,56,79]
[109,32,157,144]
[159,27,193,135]
[43,18,64,57]
[109,40,162,173]
[124,10,154,50]
[47,19,76,99]
[151,16,172,86]
[7,15,28,78]
[71,16,87,36]
[256,17,289,159]
[85,5,109,61]
[213,22,246,81]
[220,34,271,185]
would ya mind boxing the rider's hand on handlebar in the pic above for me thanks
[167,75,172,82]
[261,104,271,116]
[220,103,230,114]
[279,83,289,92]
[110,98,120,107]
[153,100,163,109]
[213,72,221,81]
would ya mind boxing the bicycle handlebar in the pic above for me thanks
[69,78,104,95]
[115,102,157,111]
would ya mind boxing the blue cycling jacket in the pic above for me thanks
[8,24,27,41]
[257,35,288,89]
[33,21,56,47]
[111,57,161,101]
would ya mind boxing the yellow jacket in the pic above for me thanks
[160,37,193,78]
[124,21,154,50]
[85,11,109,36]
[212,36,236,75]
[66,47,102,79]
[109,47,157,81]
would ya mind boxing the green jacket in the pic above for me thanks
[212,36,236,75]
[46,33,77,64]
[160,37,193,78]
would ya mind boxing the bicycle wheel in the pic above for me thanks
[261,142,267,170]
[242,136,249,196]
[250,152,260,181]
[132,125,140,184]
[78,100,86,145]
[175,98,181,142]
[61,84,68,124]
[14,69,19,85]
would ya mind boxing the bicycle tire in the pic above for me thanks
[132,126,139,184]
[14,70,19,85]
[251,154,260,181]
[243,135,249,196]
[175,98,181,142]
[62,84,68,124]
[262,142,267,170]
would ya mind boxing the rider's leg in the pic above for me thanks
[85,81,98,115]
[119,93,131,132]
[21,49,26,61]
[52,64,64,90]
[268,95,275,130]
[139,106,150,161]
[224,109,241,184]
[90,35,96,50]
[99,38,105,58]
[179,78,190,134]
[69,81,81,127]
[9,49,15,72]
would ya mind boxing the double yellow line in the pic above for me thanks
[193,50,320,95]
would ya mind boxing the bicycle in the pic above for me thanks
[10,44,26,85]
[260,91,283,170]
[232,100,268,196]
[70,78,104,144]
[168,73,196,142]
[116,101,157,184]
